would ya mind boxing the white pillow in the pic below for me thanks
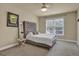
[27,32,33,37]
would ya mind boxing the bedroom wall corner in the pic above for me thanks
[0,4,38,49]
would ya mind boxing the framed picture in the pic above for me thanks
[78,19,79,22]
[7,12,19,27]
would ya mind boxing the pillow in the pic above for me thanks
[27,32,33,37]
[33,32,38,35]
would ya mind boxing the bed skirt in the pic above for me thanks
[25,39,56,50]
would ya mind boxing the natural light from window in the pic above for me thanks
[46,17,64,36]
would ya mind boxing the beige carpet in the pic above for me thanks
[0,40,79,56]
[0,44,48,56]
[47,41,79,56]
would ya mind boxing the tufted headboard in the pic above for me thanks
[23,21,36,38]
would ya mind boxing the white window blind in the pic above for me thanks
[46,18,64,36]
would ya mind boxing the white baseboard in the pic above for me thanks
[77,42,79,45]
[77,43,79,45]
[0,43,18,51]
[58,39,77,43]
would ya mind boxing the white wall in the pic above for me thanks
[77,9,79,45]
[0,4,38,48]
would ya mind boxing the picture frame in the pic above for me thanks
[7,12,19,27]
[78,19,79,22]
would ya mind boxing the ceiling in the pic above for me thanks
[2,3,79,16]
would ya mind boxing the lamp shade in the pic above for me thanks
[41,3,47,12]
[41,7,47,12]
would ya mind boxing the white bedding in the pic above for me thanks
[26,32,56,46]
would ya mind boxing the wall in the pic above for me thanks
[38,12,77,41]
[0,4,38,48]
[64,12,77,41]
[77,9,79,44]
[38,17,46,33]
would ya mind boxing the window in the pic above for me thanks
[46,18,64,36]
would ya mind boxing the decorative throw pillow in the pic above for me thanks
[33,32,38,35]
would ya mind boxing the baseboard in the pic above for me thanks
[0,43,18,51]
[58,39,77,43]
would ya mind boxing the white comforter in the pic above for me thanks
[26,33,56,46]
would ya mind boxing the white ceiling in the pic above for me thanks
[2,3,79,16]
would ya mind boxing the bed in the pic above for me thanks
[23,21,56,49]
[26,32,56,49]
